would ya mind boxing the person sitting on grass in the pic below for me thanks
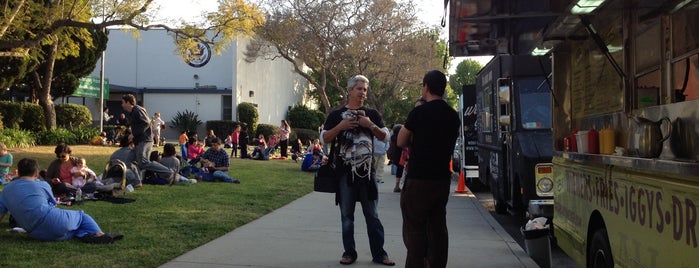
[0,158,123,244]
[251,134,272,160]
[301,149,325,172]
[159,143,197,185]
[70,157,97,190]
[197,138,241,183]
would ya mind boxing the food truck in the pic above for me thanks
[474,55,554,217]
[448,0,699,267]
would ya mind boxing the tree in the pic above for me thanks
[245,0,444,114]
[449,59,482,95]
[0,0,264,129]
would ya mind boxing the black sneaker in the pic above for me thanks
[80,234,113,244]
[106,232,124,241]
[232,179,241,184]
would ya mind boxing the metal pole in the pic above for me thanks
[98,2,105,133]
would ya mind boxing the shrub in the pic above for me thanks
[0,128,35,148]
[0,112,3,129]
[255,123,278,139]
[0,101,24,129]
[20,102,46,132]
[288,105,325,130]
[293,128,320,145]
[206,120,237,139]
[55,103,92,128]
[237,102,258,134]
[36,128,78,145]
[171,109,203,134]
[70,126,100,144]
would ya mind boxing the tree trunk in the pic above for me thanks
[36,42,58,130]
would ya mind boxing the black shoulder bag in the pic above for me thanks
[313,140,338,193]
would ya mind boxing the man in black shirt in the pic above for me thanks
[398,70,460,268]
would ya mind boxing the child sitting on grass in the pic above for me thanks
[70,157,97,189]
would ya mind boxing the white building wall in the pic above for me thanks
[83,29,309,138]
[232,38,307,125]
[105,29,234,90]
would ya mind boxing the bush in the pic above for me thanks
[55,103,92,128]
[237,102,258,134]
[70,126,100,144]
[255,123,278,139]
[206,120,237,139]
[36,128,78,145]
[0,112,3,129]
[0,128,35,148]
[20,102,46,132]
[171,109,203,134]
[288,105,325,130]
[293,128,320,145]
[0,101,24,129]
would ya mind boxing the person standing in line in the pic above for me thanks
[230,124,240,158]
[278,120,291,158]
[387,125,403,192]
[321,74,394,266]
[372,133,390,183]
[121,94,174,181]
[397,70,460,268]
[151,112,166,147]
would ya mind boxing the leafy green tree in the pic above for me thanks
[246,0,444,114]
[1,0,264,129]
[449,59,482,95]
[237,102,258,133]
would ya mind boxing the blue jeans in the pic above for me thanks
[134,140,173,179]
[338,171,387,261]
[202,170,237,183]
[180,144,187,159]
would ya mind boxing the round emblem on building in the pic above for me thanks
[185,42,211,68]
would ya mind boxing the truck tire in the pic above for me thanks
[588,229,613,268]
[489,174,507,214]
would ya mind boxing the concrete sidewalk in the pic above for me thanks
[160,168,538,268]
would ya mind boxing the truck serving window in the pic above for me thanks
[517,78,552,129]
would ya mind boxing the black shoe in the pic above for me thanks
[232,179,241,184]
[106,232,124,241]
[80,234,113,244]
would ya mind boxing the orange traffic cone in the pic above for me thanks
[455,170,468,193]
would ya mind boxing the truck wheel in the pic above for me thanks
[489,175,507,214]
[588,229,613,268]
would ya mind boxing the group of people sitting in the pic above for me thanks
[0,156,123,244]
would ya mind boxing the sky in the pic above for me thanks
[153,0,492,74]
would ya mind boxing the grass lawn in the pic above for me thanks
[0,145,313,268]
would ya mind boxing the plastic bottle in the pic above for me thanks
[76,188,83,202]
[588,127,599,154]
[599,127,616,155]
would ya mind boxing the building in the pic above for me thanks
[73,29,311,138]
